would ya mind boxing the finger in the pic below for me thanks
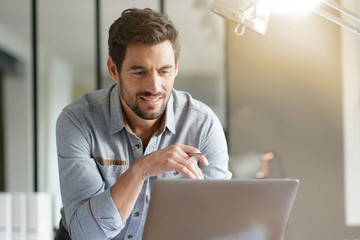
[174,157,203,179]
[175,164,197,179]
[194,155,209,167]
[191,159,204,179]
[175,143,209,167]
[184,157,203,179]
[188,153,209,167]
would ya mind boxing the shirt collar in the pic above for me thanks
[109,83,125,134]
[163,91,176,135]
[109,83,176,135]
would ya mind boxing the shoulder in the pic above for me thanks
[171,89,216,118]
[57,84,118,131]
[62,84,116,116]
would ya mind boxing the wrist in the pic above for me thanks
[131,158,148,181]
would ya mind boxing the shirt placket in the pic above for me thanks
[125,134,159,239]
[124,133,143,239]
[125,186,146,239]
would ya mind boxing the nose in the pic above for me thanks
[146,71,161,94]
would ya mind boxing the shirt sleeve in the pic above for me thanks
[56,109,125,240]
[200,111,233,180]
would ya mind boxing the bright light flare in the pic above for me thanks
[263,0,322,15]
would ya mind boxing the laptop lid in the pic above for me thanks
[143,178,299,240]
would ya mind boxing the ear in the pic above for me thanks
[107,56,120,82]
[174,63,179,77]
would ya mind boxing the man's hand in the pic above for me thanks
[110,143,209,222]
[134,143,209,179]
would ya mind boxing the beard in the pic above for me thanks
[119,77,168,120]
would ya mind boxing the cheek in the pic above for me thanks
[126,85,139,97]
[120,76,137,94]
[164,78,175,91]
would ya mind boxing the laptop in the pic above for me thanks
[143,178,299,240]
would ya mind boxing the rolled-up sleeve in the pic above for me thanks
[57,110,124,240]
[68,189,124,239]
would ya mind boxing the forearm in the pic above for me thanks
[110,160,147,223]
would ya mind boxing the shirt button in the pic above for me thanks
[134,144,140,150]
[134,211,140,217]
[128,234,133,239]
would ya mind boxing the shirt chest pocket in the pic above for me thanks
[95,157,129,187]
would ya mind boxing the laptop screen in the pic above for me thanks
[143,178,299,240]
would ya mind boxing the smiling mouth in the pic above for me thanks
[140,96,162,103]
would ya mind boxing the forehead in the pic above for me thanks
[122,40,176,68]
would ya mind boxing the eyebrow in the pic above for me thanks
[127,64,174,72]
[159,64,174,70]
[128,65,147,71]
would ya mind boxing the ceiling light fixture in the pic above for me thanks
[210,0,360,36]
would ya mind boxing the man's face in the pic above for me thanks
[118,40,178,120]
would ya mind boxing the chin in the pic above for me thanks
[143,111,164,120]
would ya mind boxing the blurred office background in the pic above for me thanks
[0,0,359,239]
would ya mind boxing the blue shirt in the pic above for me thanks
[56,83,232,240]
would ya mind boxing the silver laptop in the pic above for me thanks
[143,178,299,240]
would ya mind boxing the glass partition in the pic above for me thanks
[37,0,96,224]
[0,0,33,192]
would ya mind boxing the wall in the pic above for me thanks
[227,8,360,240]
[341,0,360,226]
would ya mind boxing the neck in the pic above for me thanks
[121,100,163,148]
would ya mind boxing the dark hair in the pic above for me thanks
[108,8,180,71]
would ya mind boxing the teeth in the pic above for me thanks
[142,97,160,102]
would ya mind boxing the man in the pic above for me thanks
[55,8,231,240]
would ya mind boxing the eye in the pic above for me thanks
[160,69,171,76]
[134,71,146,76]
